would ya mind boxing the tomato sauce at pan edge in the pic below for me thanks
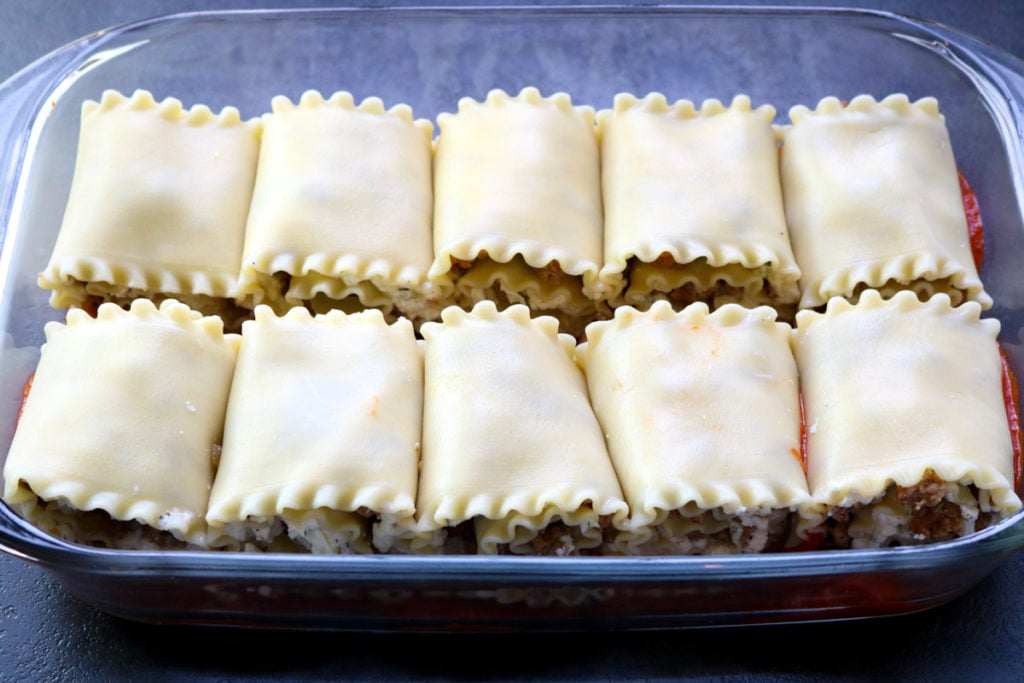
[958,169,1021,487]
[960,170,984,271]
[1001,350,1023,489]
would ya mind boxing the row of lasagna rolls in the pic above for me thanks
[38,88,989,339]
[3,293,1018,555]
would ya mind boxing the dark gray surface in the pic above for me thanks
[2,1,1024,680]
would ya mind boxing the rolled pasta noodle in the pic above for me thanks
[417,301,628,554]
[793,290,1020,548]
[38,90,260,326]
[206,306,424,553]
[579,301,811,554]
[238,91,446,323]
[598,94,800,316]
[430,87,605,337]
[2,300,239,549]
[780,94,989,310]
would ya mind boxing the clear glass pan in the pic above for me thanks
[2,5,1024,631]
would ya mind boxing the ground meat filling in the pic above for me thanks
[28,498,191,550]
[441,519,478,554]
[823,507,851,550]
[522,520,575,556]
[493,514,615,556]
[907,499,963,540]
[896,475,963,540]
[822,473,990,548]
[651,508,792,554]
[667,281,747,306]
[897,475,947,510]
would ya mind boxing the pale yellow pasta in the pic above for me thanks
[793,290,1019,548]
[2,300,239,548]
[598,94,800,311]
[430,87,604,336]
[579,301,810,554]
[780,94,989,310]
[206,306,424,553]
[417,302,628,555]
[38,90,260,322]
[238,91,446,322]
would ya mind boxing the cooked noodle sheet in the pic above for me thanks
[579,301,811,554]
[206,307,424,553]
[417,302,628,554]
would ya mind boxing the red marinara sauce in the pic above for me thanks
[1000,350,1023,489]
[960,169,984,270]
[959,170,1020,484]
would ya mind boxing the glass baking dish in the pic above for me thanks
[2,5,1024,631]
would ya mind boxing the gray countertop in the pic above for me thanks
[2,1,1024,680]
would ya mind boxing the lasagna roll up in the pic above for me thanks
[780,94,990,310]
[207,307,423,554]
[2,300,239,549]
[430,88,605,337]
[39,90,261,325]
[417,302,628,555]
[579,301,811,554]
[238,91,445,322]
[794,291,1020,548]
[598,94,800,314]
